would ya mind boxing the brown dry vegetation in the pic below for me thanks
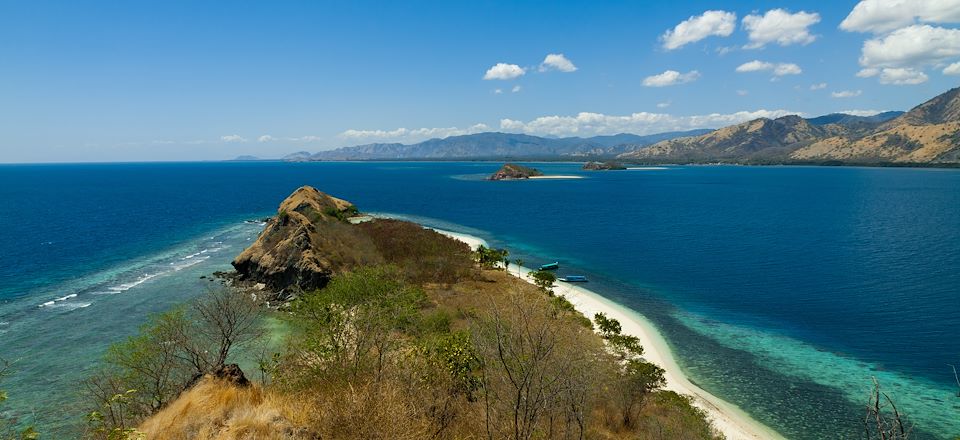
[92,214,721,439]
[132,265,720,439]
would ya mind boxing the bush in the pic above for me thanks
[474,245,509,270]
[287,265,427,380]
[529,270,556,293]
[358,220,474,284]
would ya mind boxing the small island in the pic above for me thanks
[489,163,544,180]
[582,161,627,170]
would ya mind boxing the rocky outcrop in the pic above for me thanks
[489,163,544,180]
[231,186,380,294]
[582,161,626,170]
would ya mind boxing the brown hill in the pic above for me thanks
[792,87,960,163]
[620,87,960,165]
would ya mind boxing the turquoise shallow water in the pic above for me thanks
[0,162,958,438]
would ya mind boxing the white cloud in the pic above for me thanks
[857,68,880,77]
[735,60,803,76]
[831,90,863,98]
[656,101,671,108]
[878,67,929,84]
[859,25,960,69]
[494,88,503,94]
[483,63,526,80]
[257,135,275,142]
[742,9,821,49]
[839,109,888,116]
[539,53,577,72]
[660,10,737,50]
[736,90,749,96]
[497,109,800,137]
[944,62,960,75]
[339,124,492,143]
[220,135,247,142]
[735,60,774,72]
[840,0,960,33]
[810,82,828,90]
[511,85,522,93]
[642,70,701,87]
[774,63,803,76]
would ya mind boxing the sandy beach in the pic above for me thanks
[528,175,584,179]
[433,227,783,440]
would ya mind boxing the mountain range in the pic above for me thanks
[286,87,960,165]
[285,130,712,161]
[620,88,960,165]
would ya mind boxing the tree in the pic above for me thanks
[593,312,621,337]
[83,286,264,435]
[529,270,556,294]
[864,378,911,440]
[290,265,426,379]
[615,359,666,428]
[514,259,525,277]
[475,245,509,270]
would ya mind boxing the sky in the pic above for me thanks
[1,0,959,162]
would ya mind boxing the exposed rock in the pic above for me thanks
[582,161,626,170]
[231,186,380,293]
[489,163,544,180]
[212,363,250,387]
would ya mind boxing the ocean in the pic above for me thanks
[0,161,958,438]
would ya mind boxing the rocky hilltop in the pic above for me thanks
[489,163,544,180]
[619,87,960,165]
[231,186,376,293]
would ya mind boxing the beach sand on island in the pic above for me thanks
[528,175,584,179]
[432,227,783,440]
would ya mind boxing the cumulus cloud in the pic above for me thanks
[539,53,577,72]
[735,60,803,76]
[742,9,821,48]
[339,124,492,143]
[483,63,526,80]
[736,90,749,96]
[497,109,800,137]
[220,135,247,142]
[840,0,960,33]
[859,25,960,69]
[831,90,863,98]
[944,62,960,75]
[660,10,737,50]
[511,85,522,93]
[810,82,828,90]
[657,101,671,108]
[877,67,929,84]
[839,109,889,116]
[257,135,275,142]
[642,70,701,87]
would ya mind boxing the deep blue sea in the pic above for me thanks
[1,162,958,438]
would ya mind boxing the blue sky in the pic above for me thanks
[1,0,959,162]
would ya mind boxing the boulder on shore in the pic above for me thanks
[489,163,544,180]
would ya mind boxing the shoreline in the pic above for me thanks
[431,227,783,440]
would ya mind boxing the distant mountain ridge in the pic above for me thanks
[620,88,959,165]
[290,130,712,161]
[283,89,960,165]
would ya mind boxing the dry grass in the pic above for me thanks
[138,379,310,440]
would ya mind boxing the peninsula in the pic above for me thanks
[108,186,776,439]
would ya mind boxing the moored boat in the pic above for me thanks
[559,275,588,282]
[538,262,559,271]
